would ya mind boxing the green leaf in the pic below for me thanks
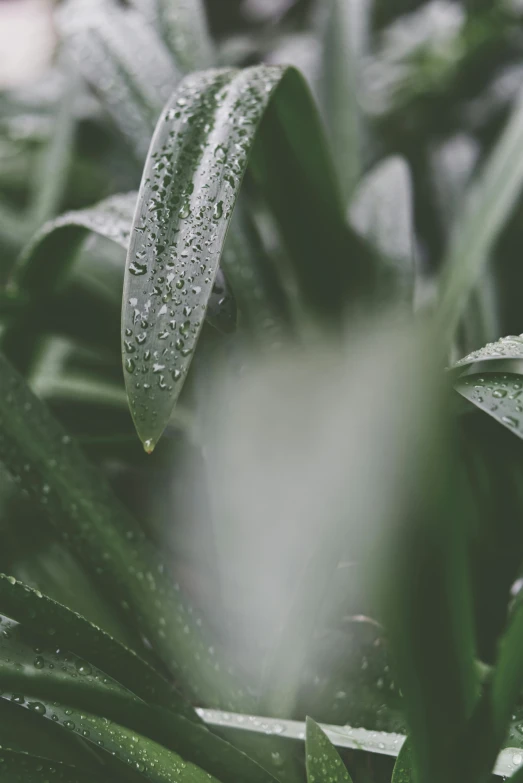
[454,373,523,438]
[349,156,415,299]
[317,0,369,203]
[392,741,414,783]
[0,749,104,783]
[123,65,373,449]
[450,335,523,373]
[0,357,250,710]
[0,697,100,769]
[437,89,523,345]
[128,0,214,72]
[305,717,353,783]
[0,604,278,783]
[0,574,195,721]
[57,0,181,160]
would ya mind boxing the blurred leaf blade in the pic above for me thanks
[128,0,214,72]
[437,89,523,346]
[0,749,105,783]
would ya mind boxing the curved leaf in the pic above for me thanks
[450,335,523,374]
[454,373,523,439]
[0,357,250,709]
[123,65,373,449]
[0,607,277,783]
[0,574,195,721]
[305,717,353,783]
[0,749,103,783]
[8,192,234,336]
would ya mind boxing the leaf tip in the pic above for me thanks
[143,438,156,455]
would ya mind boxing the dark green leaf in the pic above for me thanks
[0,749,104,783]
[305,717,353,783]
[0,357,250,709]
[123,65,373,449]
[391,741,414,783]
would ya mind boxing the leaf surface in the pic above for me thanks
[305,717,353,783]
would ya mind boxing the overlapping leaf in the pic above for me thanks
[123,65,374,449]
[305,718,353,783]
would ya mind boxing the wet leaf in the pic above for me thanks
[450,335,523,373]
[0,357,250,709]
[0,749,104,783]
[454,373,523,439]
[123,65,373,449]
[0,605,277,783]
[391,740,414,783]
[305,717,353,783]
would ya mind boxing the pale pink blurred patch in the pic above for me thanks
[0,0,55,87]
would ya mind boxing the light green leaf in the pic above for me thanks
[128,0,214,72]
[123,65,373,449]
[437,88,523,345]
[57,0,181,160]
[305,717,353,783]
[454,373,523,438]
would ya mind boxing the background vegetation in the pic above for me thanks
[2,0,523,781]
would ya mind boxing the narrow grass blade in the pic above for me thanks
[123,65,373,449]
[0,698,102,769]
[305,717,353,783]
[455,373,523,439]
[0,358,251,710]
[0,574,196,720]
[57,0,181,160]
[0,605,278,783]
[128,0,214,71]
[437,89,523,346]
[317,0,368,203]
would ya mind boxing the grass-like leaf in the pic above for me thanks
[437,89,523,345]
[305,717,353,783]
[454,373,523,439]
[0,355,250,710]
[123,65,373,449]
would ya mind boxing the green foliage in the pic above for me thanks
[2,1,523,783]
